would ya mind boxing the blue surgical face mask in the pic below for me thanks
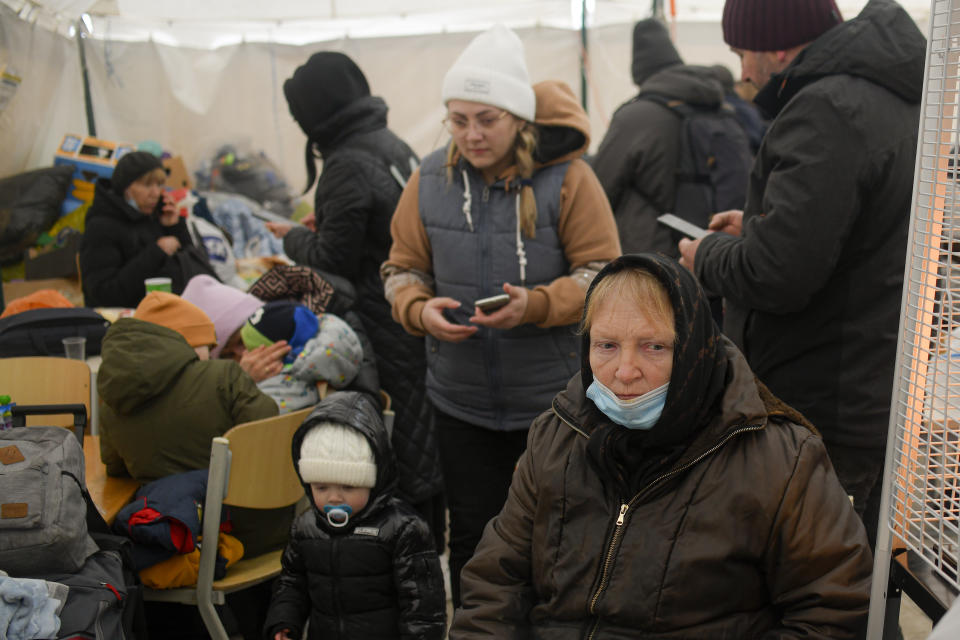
[125,196,141,211]
[586,378,669,430]
[322,503,353,528]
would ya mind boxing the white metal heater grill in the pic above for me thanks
[884,0,960,592]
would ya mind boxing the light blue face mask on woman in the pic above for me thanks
[586,379,669,430]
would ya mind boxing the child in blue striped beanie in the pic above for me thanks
[242,300,363,412]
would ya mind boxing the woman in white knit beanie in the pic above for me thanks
[381,24,621,607]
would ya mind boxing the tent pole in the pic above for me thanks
[652,0,664,20]
[580,0,588,113]
[76,20,96,137]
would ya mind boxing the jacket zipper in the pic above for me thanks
[332,535,346,640]
[477,179,503,422]
[582,422,764,639]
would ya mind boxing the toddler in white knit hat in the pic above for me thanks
[298,421,376,528]
[265,391,447,640]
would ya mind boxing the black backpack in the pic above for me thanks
[640,93,753,229]
[36,535,149,640]
[0,307,109,357]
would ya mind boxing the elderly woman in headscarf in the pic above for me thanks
[450,253,873,639]
[79,150,216,308]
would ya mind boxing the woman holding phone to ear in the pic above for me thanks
[80,150,216,308]
[381,24,620,607]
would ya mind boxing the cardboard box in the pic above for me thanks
[163,156,192,190]
[54,134,136,215]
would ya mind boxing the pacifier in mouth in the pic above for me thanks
[323,503,353,528]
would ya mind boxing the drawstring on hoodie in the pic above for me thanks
[514,193,527,285]
[460,169,529,286]
[461,169,474,232]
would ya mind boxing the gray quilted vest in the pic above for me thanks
[418,149,580,430]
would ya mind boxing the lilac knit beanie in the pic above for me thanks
[181,275,263,358]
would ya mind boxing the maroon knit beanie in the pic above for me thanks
[722,0,843,51]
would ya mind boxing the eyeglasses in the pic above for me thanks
[442,110,509,135]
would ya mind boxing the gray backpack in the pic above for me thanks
[0,425,98,575]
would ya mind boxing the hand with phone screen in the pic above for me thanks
[475,293,510,313]
[157,188,180,226]
[470,284,527,330]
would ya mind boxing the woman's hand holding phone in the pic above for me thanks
[158,190,179,226]
[470,283,527,330]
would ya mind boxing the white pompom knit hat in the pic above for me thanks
[441,24,535,122]
[298,422,377,489]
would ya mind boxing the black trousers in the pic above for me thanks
[825,441,886,552]
[436,410,528,608]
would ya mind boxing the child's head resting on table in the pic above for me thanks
[298,421,376,528]
[241,299,318,366]
[240,299,363,388]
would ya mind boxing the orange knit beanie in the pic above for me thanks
[134,291,217,348]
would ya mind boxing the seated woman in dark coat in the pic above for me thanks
[451,253,873,639]
[79,150,215,308]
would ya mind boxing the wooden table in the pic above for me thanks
[83,435,139,525]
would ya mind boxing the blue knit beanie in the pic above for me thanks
[241,300,318,365]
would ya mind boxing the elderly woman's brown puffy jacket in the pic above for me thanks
[452,341,873,639]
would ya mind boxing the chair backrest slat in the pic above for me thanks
[0,356,90,428]
[221,407,312,509]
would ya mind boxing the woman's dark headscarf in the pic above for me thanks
[111,151,164,196]
[283,51,372,193]
[581,254,728,490]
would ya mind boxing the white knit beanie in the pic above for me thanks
[298,422,376,489]
[441,24,536,122]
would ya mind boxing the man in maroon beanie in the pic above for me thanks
[679,0,925,552]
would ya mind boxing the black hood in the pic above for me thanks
[579,253,728,450]
[291,391,396,529]
[640,64,726,108]
[284,51,371,142]
[630,18,683,86]
[756,0,925,116]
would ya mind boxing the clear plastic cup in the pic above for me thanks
[62,336,86,361]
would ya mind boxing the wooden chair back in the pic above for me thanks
[0,356,91,428]
[221,406,312,509]
[142,405,314,639]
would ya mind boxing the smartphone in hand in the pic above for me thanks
[475,294,510,314]
[657,213,708,239]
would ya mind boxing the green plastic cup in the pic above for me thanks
[144,277,172,294]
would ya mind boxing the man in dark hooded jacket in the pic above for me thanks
[265,52,444,548]
[592,18,752,257]
[679,0,926,549]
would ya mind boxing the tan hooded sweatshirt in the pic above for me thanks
[382,80,621,336]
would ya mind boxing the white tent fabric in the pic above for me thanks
[0,0,931,201]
